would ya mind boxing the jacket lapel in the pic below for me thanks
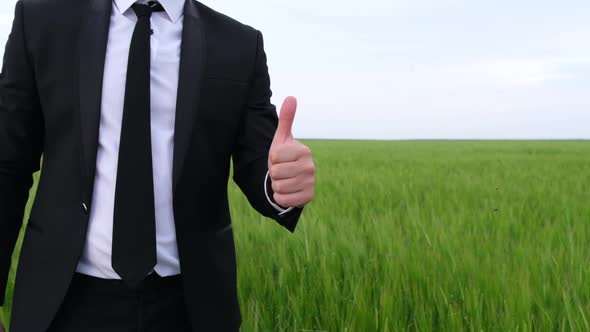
[172,0,205,192]
[78,0,112,201]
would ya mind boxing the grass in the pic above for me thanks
[2,140,590,331]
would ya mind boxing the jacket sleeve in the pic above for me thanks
[0,0,44,306]
[232,31,302,232]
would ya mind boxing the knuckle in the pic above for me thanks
[270,151,279,164]
[273,182,285,194]
[269,166,279,178]
[273,193,282,203]
[272,181,282,193]
[302,145,312,155]
[276,196,290,207]
[288,141,303,154]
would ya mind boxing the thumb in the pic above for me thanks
[273,96,297,144]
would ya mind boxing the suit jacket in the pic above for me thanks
[0,0,302,331]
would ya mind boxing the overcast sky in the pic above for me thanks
[1,0,588,139]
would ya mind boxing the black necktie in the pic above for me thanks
[112,2,164,285]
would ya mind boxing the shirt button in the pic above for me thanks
[82,203,89,215]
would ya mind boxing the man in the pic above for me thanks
[0,0,315,330]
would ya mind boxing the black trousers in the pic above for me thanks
[47,273,192,332]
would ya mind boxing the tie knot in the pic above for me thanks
[132,1,165,19]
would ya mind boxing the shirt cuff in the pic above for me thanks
[264,171,294,216]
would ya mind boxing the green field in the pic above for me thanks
[2,141,590,331]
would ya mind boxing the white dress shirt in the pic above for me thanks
[76,0,185,278]
[76,0,287,279]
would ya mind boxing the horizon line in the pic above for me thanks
[297,138,590,141]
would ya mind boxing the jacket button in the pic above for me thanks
[82,203,89,215]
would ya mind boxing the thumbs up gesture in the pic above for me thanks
[268,97,315,208]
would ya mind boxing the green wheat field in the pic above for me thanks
[2,140,590,331]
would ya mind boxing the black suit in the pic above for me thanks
[0,0,302,331]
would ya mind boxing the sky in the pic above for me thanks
[1,0,588,139]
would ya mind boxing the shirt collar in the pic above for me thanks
[114,0,184,23]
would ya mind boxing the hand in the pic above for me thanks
[0,321,5,332]
[268,97,315,208]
